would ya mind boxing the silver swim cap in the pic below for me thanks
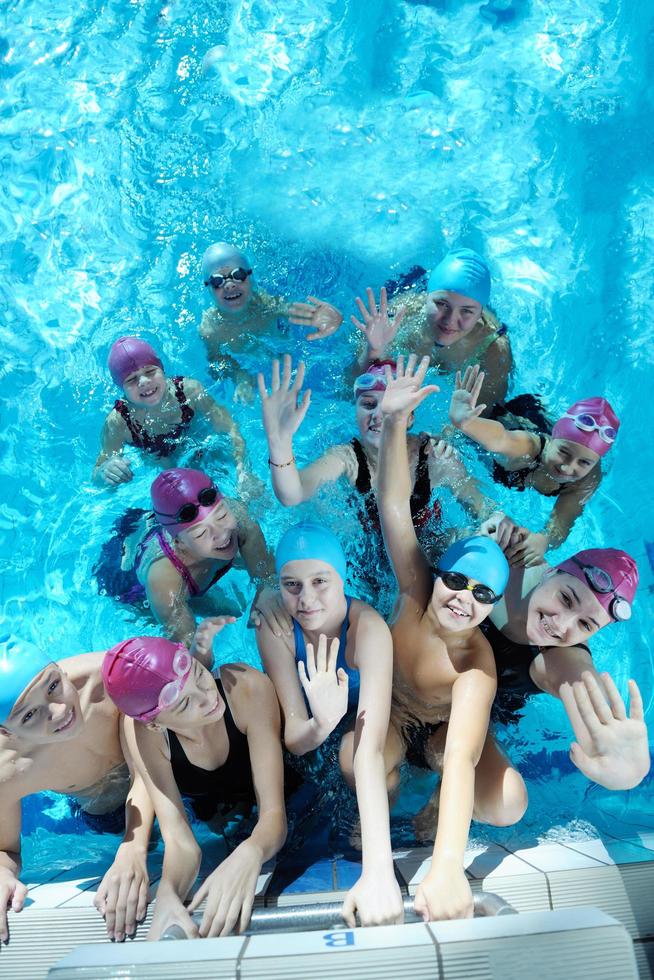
[201,242,253,282]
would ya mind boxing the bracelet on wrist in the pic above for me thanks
[268,456,295,468]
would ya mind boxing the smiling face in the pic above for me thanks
[430,575,493,631]
[1,665,82,744]
[155,659,225,730]
[425,290,483,346]
[355,391,413,449]
[121,364,167,408]
[209,265,253,315]
[279,559,345,632]
[176,498,239,561]
[541,439,600,484]
[525,571,611,646]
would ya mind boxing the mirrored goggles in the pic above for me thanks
[157,647,193,715]
[436,569,502,605]
[570,557,631,621]
[563,413,617,444]
[204,268,252,289]
[155,486,220,526]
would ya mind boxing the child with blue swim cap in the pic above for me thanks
[374,354,512,924]
[199,240,344,402]
[257,521,404,929]
[0,635,155,945]
[352,247,512,414]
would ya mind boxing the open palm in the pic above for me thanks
[380,354,439,417]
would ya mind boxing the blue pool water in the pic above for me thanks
[2,0,654,872]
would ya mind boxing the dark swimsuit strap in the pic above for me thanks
[114,377,195,456]
[293,596,352,665]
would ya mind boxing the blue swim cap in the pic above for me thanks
[427,248,491,307]
[275,523,347,583]
[437,536,509,597]
[0,634,53,724]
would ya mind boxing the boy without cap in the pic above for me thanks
[0,637,153,944]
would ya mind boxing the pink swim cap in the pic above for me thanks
[556,548,638,622]
[551,397,619,458]
[353,360,396,399]
[108,336,164,387]
[151,467,223,537]
[102,636,193,722]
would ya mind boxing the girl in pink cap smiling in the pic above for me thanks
[99,467,290,651]
[93,336,249,490]
[449,364,620,566]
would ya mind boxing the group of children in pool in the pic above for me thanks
[0,243,648,945]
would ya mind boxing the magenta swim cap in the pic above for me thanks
[353,360,396,399]
[552,397,619,458]
[102,636,193,722]
[151,467,223,537]
[108,337,164,387]
[556,548,638,622]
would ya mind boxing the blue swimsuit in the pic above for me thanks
[293,596,359,711]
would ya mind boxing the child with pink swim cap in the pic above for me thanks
[199,241,344,403]
[467,513,648,819]
[101,626,290,941]
[449,364,620,565]
[93,335,250,490]
[99,467,290,655]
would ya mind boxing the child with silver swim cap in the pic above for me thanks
[199,241,344,402]
[352,247,512,413]
[93,335,250,491]
[450,365,620,565]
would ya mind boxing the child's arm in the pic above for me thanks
[414,647,496,922]
[121,718,201,941]
[199,314,255,401]
[377,356,439,602]
[186,379,248,475]
[0,792,26,944]
[449,366,539,458]
[341,610,404,928]
[146,562,198,648]
[230,506,292,638]
[349,286,409,376]
[477,328,512,410]
[258,356,349,505]
[425,437,498,519]
[188,668,287,936]
[93,744,154,941]
[93,413,133,487]
[287,295,344,341]
[257,625,349,755]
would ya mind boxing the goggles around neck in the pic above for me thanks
[562,413,617,445]
[435,569,502,605]
[155,486,220,527]
[204,268,252,289]
[569,557,631,621]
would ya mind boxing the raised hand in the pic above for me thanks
[288,296,343,341]
[380,354,439,418]
[478,511,525,553]
[297,634,349,735]
[351,287,407,356]
[257,355,311,446]
[190,616,237,667]
[449,365,487,429]
[561,673,650,790]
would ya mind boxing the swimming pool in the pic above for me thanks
[2,0,653,872]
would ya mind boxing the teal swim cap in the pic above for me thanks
[0,634,53,724]
[437,536,509,597]
[427,248,491,307]
[275,523,347,583]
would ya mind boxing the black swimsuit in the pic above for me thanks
[351,436,440,531]
[480,618,591,725]
[492,433,561,496]
[168,677,255,821]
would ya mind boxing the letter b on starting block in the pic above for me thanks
[323,930,354,948]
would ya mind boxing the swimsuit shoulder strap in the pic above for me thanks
[350,438,371,494]
[201,556,235,595]
[156,530,200,596]
[114,399,143,445]
[172,376,195,425]
[410,436,432,517]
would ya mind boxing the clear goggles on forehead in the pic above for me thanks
[570,557,631,622]
[204,268,252,289]
[156,647,193,715]
[563,413,617,445]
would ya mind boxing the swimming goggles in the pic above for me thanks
[156,646,193,716]
[155,486,220,526]
[436,569,502,605]
[569,557,631,621]
[562,413,617,445]
[204,268,252,289]
[353,362,395,396]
